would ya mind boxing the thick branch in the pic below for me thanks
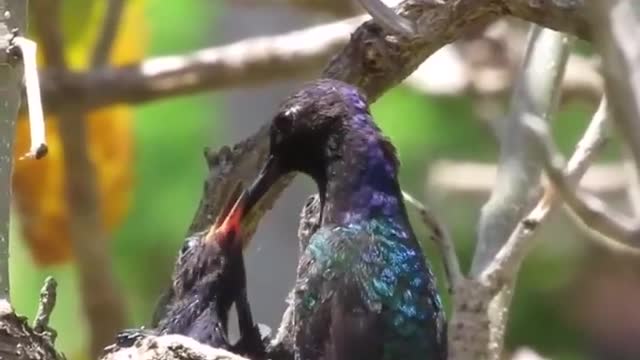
[472,26,570,276]
[38,0,590,112]
[42,17,364,111]
[459,26,570,360]
[0,0,27,302]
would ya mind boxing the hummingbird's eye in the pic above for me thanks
[272,108,297,145]
[274,107,297,132]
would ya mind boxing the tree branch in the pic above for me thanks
[355,0,417,37]
[525,112,640,248]
[41,16,365,111]
[0,0,27,302]
[402,191,462,292]
[37,0,590,112]
[428,161,625,197]
[588,0,640,186]
[91,0,125,67]
[482,98,610,283]
[452,26,570,359]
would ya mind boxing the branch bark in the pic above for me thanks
[37,0,590,112]
[456,26,571,359]
[0,0,26,301]
[588,0,640,186]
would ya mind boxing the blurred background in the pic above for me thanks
[8,1,640,360]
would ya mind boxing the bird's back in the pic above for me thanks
[293,219,446,360]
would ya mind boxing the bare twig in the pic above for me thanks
[472,27,571,275]
[31,0,65,68]
[33,277,57,337]
[524,113,640,248]
[0,0,27,302]
[402,191,462,292]
[12,36,48,160]
[91,0,125,67]
[455,26,571,359]
[482,98,610,283]
[406,42,601,103]
[356,0,416,37]
[623,152,640,216]
[41,16,365,111]
[589,0,640,173]
[428,161,625,196]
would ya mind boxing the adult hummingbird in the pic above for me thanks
[230,79,447,360]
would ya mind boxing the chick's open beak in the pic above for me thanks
[206,156,283,250]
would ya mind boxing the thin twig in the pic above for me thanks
[623,151,640,216]
[482,98,610,283]
[589,0,640,178]
[91,0,125,67]
[524,111,640,247]
[402,191,463,292]
[41,16,366,111]
[33,277,57,335]
[31,0,65,68]
[356,0,416,37]
[428,161,625,196]
[12,37,48,160]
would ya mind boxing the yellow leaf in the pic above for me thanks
[13,0,146,265]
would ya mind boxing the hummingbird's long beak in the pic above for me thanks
[241,155,283,217]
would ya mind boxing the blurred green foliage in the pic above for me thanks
[9,2,612,359]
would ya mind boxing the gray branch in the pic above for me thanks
[482,98,610,283]
[0,0,27,302]
[402,191,462,291]
[37,0,590,112]
[472,26,571,275]
[454,26,570,359]
[589,0,640,195]
[355,0,416,37]
[525,112,640,248]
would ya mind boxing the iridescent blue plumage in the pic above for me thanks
[297,220,445,359]
[242,78,446,360]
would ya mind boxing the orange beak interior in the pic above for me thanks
[205,183,247,250]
